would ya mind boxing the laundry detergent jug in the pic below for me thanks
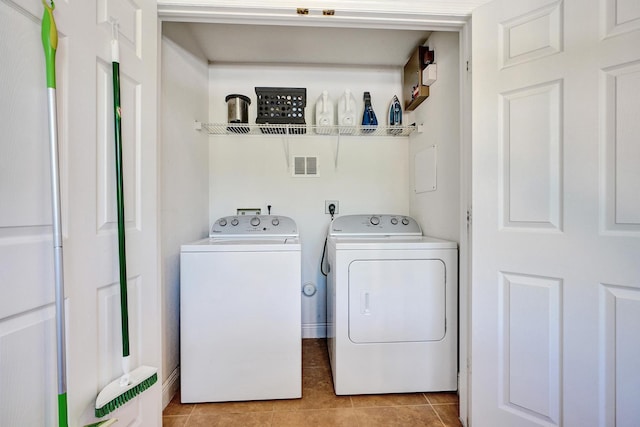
[337,89,357,134]
[315,90,334,134]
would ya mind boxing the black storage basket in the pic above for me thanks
[255,87,306,134]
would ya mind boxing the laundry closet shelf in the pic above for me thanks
[196,122,416,137]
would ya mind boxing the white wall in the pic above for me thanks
[409,32,461,242]
[208,64,411,337]
[160,30,209,404]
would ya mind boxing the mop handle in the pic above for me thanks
[42,2,69,426]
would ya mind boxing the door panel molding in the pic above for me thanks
[499,80,563,231]
[599,283,640,426]
[499,1,564,69]
[0,305,56,426]
[499,272,562,425]
[602,0,640,39]
[600,60,640,234]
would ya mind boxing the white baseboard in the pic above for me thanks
[302,323,327,339]
[162,366,180,409]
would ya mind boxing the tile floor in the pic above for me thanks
[163,339,462,426]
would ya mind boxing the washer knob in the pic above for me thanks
[370,216,380,225]
[219,218,227,226]
[250,217,261,227]
[231,218,239,226]
[390,217,398,225]
[272,218,280,226]
[401,217,410,225]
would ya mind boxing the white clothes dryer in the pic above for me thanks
[326,214,458,395]
[180,215,301,403]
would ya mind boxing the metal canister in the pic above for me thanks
[225,94,251,123]
[225,94,251,133]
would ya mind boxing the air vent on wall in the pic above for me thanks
[292,156,319,177]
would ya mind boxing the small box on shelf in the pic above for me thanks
[422,63,437,86]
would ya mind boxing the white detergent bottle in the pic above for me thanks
[315,90,334,134]
[337,89,357,133]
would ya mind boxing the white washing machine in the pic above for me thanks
[180,215,301,403]
[326,214,458,395]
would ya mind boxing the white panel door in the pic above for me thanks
[0,1,160,426]
[64,0,161,425]
[472,0,640,426]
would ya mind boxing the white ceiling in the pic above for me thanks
[165,22,431,67]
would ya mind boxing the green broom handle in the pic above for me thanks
[42,2,68,427]
[112,61,129,357]
[112,56,130,359]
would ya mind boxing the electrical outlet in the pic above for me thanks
[325,200,339,214]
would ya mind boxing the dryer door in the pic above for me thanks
[348,259,446,343]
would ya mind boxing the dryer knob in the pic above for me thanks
[231,218,239,226]
[219,218,227,226]
[272,218,280,226]
[401,217,410,225]
[370,216,380,226]
[390,217,398,225]
[250,217,261,227]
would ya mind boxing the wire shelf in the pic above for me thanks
[198,122,416,137]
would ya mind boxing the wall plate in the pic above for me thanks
[237,208,261,215]
[325,200,339,214]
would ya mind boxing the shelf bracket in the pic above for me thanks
[334,133,341,169]
[282,126,291,169]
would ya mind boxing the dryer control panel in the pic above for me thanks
[210,215,298,237]
[329,214,422,237]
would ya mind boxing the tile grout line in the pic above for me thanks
[184,402,195,426]
[424,393,447,427]
[428,400,448,427]
[431,402,448,427]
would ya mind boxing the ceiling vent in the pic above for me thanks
[293,156,319,177]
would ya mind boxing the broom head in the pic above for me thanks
[95,365,157,418]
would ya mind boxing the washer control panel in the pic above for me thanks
[210,215,298,237]
[329,214,422,237]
